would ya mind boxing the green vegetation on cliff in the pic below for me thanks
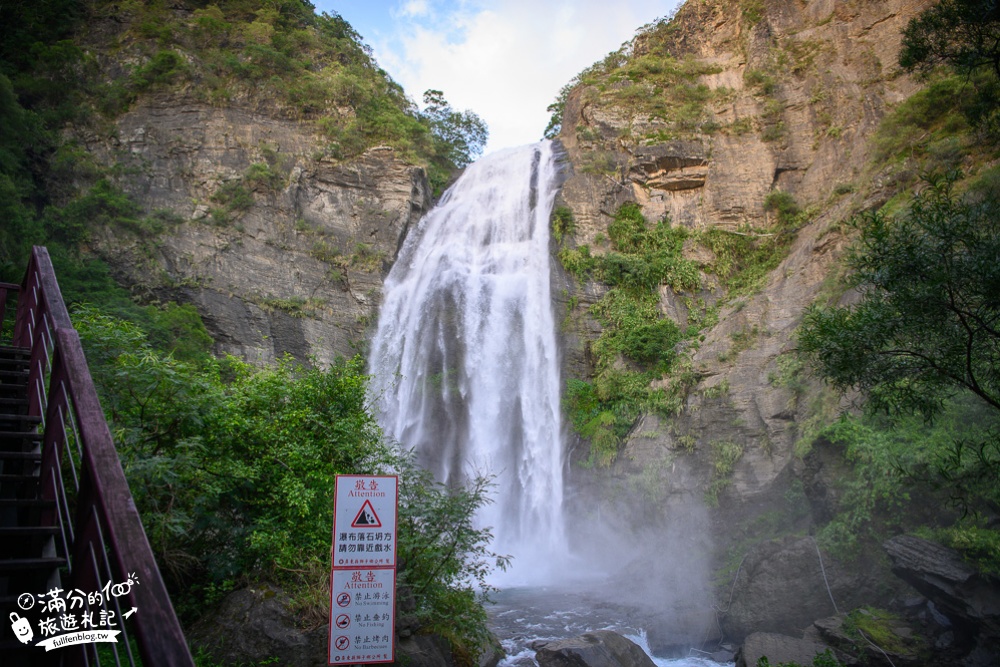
[559,203,704,466]
[557,190,805,467]
[799,173,1000,562]
[545,16,725,143]
[899,0,1000,136]
[549,0,1000,583]
[795,0,1000,571]
[800,177,1000,422]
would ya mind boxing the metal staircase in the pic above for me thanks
[0,344,65,665]
[0,247,195,666]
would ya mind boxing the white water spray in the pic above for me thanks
[369,141,565,584]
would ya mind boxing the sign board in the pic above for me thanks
[328,568,396,664]
[330,475,398,665]
[331,475,398,568]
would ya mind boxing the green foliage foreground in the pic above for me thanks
[73,306,506,659]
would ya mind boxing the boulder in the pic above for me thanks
[735,632,833,667]
[187,586,321,666]
[809,613,925,666]
[534,631,657,667]
[884,536,1000,633]
[884,535,1000,663]
[395,634,457,667]
[720,536,866,641]
[643,606,722,657]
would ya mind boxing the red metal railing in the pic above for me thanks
[1,246,194,667]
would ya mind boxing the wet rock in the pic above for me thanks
[534,631,657,667]
[642,606,721,657]
[709,648,736,663]
[734,632,833,667]
[395,634,457,667]
[810,613,925,666]
[884,536,1000,630]
[478,637,506,667]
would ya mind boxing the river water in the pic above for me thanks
[488,587,731,667]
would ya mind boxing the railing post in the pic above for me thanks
[13,248,39,346]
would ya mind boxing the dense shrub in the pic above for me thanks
[74,307,506,657]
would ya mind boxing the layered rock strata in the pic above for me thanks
[84,98,430,365]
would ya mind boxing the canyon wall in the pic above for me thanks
[550,0,938,646]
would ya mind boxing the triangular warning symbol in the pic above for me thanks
[351,500,382,528]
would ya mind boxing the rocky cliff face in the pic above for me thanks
[551,0,937,642]
[82,95,430,365]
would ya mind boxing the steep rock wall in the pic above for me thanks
[553,0,935,637]
[81,95,430,365]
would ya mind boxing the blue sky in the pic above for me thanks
[311,1,684,155]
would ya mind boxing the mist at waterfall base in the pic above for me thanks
[368,141,724,665]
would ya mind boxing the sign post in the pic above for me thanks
[329,475,398,665]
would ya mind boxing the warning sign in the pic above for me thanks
[330,475,398,665]
[328,568,396,664]
[332,476,398,568]
[352,500,382,528]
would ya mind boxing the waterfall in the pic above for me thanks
[369,140,565,583]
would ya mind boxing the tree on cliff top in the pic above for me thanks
[900,0,1000,134]
[421,89,488,168]
[900,0,1000,79]
[419,89,488,194]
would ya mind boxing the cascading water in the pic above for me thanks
[368,140,565,584]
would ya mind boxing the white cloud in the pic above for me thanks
[369,0,681,155]
[396,0,431,19]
